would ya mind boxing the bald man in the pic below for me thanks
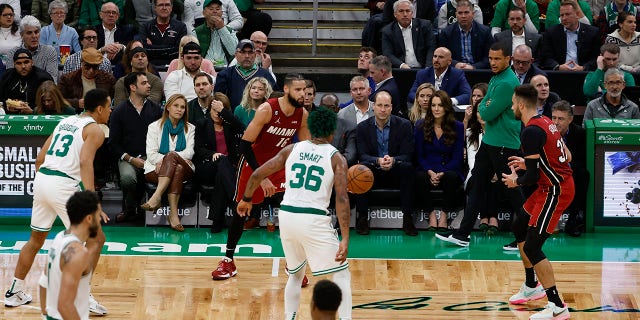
[407,47,471,105]
[510,44,546,85]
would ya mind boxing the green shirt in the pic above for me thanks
[234,104,255,127]
[583,68,636,99]
[545,0,593,29]
[478,67,521,150]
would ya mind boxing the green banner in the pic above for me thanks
[595,131,640,145]
[592,118,640,131]
[0,115,67,136]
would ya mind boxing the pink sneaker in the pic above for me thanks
[211,257,237,280]
[509,282,546,305]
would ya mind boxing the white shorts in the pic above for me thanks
[31,172,82,232]
[278,210,349,276]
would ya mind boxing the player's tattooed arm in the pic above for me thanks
[58,243,90,320]
[332,152,350,263]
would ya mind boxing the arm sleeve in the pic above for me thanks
[478,82,515,122]
[225,0,244,31]
[515,125,546,185]
[240,139,260,170]
[444,122,465,172]
[163,72,179,99]
[516,157,540,186]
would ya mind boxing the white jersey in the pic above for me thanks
[40,115,96,182]
[45,231,91,320]
[281,141,337,215]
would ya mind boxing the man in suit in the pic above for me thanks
[58,48,116,113]
[407,47,471,105]
[493,7,542,59]
[511,44,546,85]
[381,0,435,69]
[368,55,404,117]
[355,91,416,236]
[438,0,494,70]
[95,2,135,64]
[540,0,600,71]
[333,76,375,166]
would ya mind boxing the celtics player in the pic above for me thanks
[238,107,352,320]
[5,89,111,316]
[39,191,102,320]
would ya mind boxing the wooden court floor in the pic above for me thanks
[2,255,639,319]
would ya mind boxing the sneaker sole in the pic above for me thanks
[4,301,32,307]
[435,233,469,247]
[212,270,238,280]
[529,311,570,320]
[89,308,108,315]
[510,291,547,305]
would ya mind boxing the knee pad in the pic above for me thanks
[511,210,529,242]
[523,235,548,266]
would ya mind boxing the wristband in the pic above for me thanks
[242,195,252,202]
[128,156,133,163]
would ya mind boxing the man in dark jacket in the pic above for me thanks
[0,49,53,114]
[58,48,116,113]
[381,0,435,69]
[136,0,188,65]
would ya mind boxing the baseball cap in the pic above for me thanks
[203,0,223,8]
[236,39,254,51]
[182,42,202,55]
[13,48,32,62]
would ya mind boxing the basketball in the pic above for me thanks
[347,164,374,194]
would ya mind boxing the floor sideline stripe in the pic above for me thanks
[272,258,280,277]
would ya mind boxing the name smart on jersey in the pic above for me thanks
[299,152,323,163]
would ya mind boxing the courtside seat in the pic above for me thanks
[144,180,198,208]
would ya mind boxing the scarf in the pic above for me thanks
[159,119,186,155]
[606,2,637,27]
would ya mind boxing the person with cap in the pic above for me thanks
[61,26,113,75]
[164,41,213,101]
[5,15,59,82]
[195,0,239,68]
[228,31,276,82]
[0,48,54,114]
[135,0,188,66]
[58,47,116,113]
[214,39,277,109]
[112,46,164,106]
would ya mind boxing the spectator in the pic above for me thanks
[188,72,215,125]
[228,31,275,82]
[141,94,196,232]
[234,76,273,125]
[123,0,183,29]
[94,2,136,64]
[407,47,471,106]
[0,0,19,21]
[366,0,385,16]
[368,55,403,117]
[414,90,464,230]
[164,41,209,101]
[194,92,245,233]
[606,12,640,73]
[0,4,22,64]
[61,26,112,75]
[113,47,164,106]
[382,0,435,69]
[530,74,560,117]
[510,44,546,85]
[113,40,156,79]
[320,93,340,113]
[136,0,188,66]
[596,0,640,44]
[33,80,75,114]
[355,91,416,236]
[58,48,116,113]
[437,0,483,30]
[215,39,277,108]
[338,47,376,109]
[551,100,588,237]
[540,0,600,71]
[333,76,374,166]
[310,279,342,320]
[184,0,243,35]
[438,0,493,70]
[6,15,58,82]
[39,0,81,63]
[195,0,239,68]
[409,82,435,124]
[303,79,317,112]
[32,0,80,27]
[583,43,636,99]
[490,0,540,35]
[109,72,163,223]
[493,7,542,58]
[583,68,640,126]
[0,49,53,113]
[80,0,125,27]
[167,35,216,76]
[233,0,272,40]
[545,0,593,29]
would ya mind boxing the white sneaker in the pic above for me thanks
[4,290,32,307]
[509,282,546,304]
[89,293,108,315]
[529,302,570,319]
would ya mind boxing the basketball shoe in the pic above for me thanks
[529,302,570,319]
[435,232,469,247]
[212,257,238,280]
[509,282,546,304]
[4,289,32,307]
[89,293,108,315]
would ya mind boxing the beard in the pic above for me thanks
[514,108,522,121]
[288,93,304,108]
[88,219,100,238]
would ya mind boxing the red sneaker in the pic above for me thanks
[212,257,237,280]
[301,275,309,288]
[243,218,260,230]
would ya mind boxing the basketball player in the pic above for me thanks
[501,84,574,320]
[311,279,343,320]
[211,73,311,280]
[4,89,111,316]
[39,191,102,320]
[237,107,352,320]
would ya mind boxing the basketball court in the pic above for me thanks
[2,225,639,319]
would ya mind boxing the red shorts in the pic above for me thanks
[234,160,286,204]
[523,176,575,234]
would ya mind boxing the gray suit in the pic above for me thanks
[493,30,542,61]
[332,102,374,166]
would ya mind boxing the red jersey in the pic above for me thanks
[252,97,304,165]
[524,116,573,188]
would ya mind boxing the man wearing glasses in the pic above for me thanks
[136,0,187,66]
[62,26,113,74]
[58,47,116,113]
[92,2,135,63]
[583,68,640,125]
[510,44,546,85]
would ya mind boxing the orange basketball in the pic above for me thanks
[347,164,374,194]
